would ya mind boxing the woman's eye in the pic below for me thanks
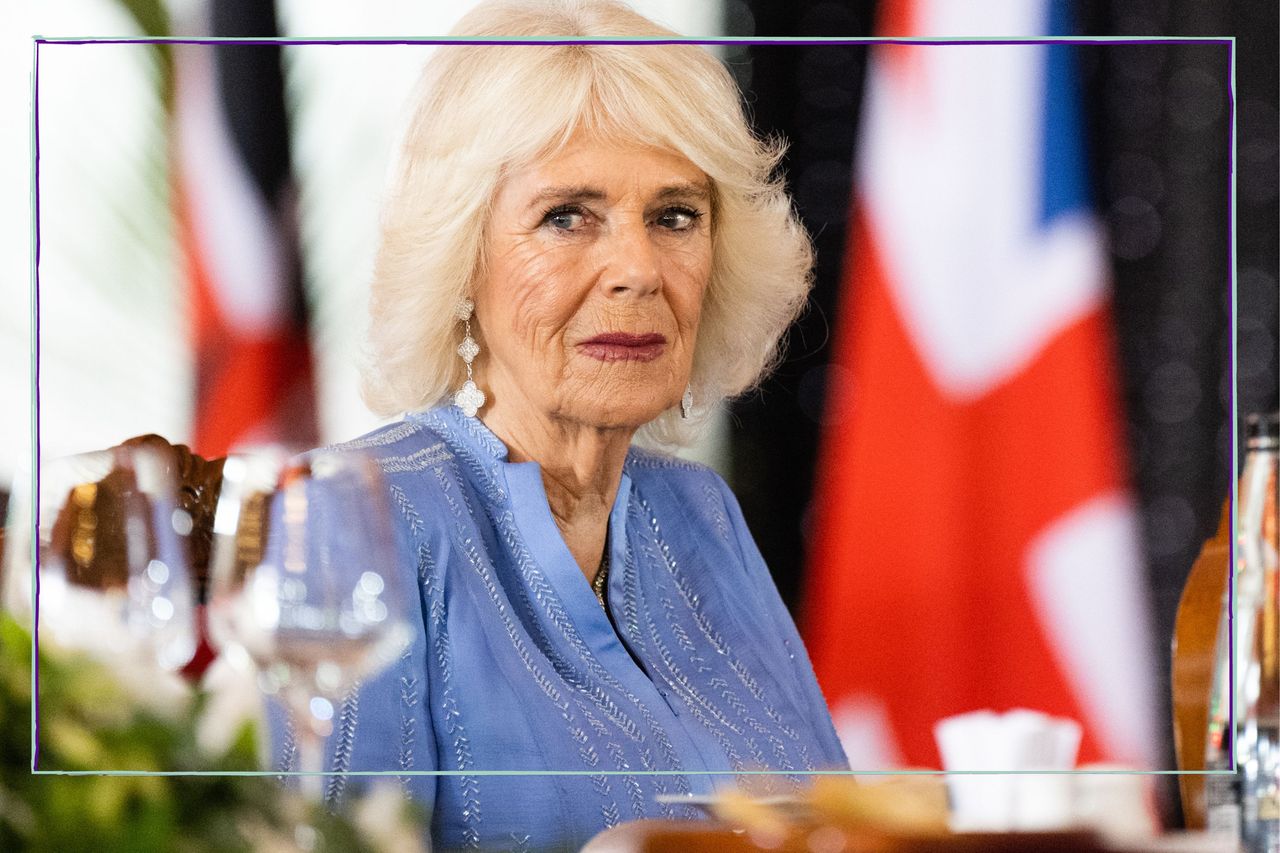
[654,207,702,231]
[543,206,586,231]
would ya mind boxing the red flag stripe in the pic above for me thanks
[806,203,1142,768]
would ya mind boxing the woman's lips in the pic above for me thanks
[578,332,667,363]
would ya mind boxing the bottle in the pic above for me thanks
[1205,577,1241,835]
[1238,412,1280,852]
[1205,411,1279,845]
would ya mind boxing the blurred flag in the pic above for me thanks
[804,0,1156,769]
[172,0,316,458]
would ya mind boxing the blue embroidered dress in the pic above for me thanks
[281,405,847,850]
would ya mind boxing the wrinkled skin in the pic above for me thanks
[473,134,714,578]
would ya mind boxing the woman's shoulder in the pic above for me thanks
[324,417,435,454]
[624,445,723,484]
[623,446,740,520]
[322,418,475,541]
[321,417,463,483]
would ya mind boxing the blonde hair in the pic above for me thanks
[362,0,813,446]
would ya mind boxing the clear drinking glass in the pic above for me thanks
[36,445,198,676]
[207,447,412,798]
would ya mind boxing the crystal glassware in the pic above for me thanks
[36,445,198,676]
[207,447,412,798]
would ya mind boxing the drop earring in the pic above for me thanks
[452,298,485,417]
[680,386,693,420]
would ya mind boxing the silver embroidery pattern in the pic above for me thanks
[453,408,508,460]
[701,483,731,541]
[697,485,818,775]
[427,422,651,686]
[494,510,643,741]
[606,738,649,819]
[451,429,508,505]
[428,413,775,822]
[399,657,419,776]
[619,537,648,654]
[278,715,297,773]
[390,484,425,539]
[626,450,705,473]
[325,686,361,806]
[616,538,688,821]
[395,487,481,849]
[379,442,455,474]
[427,415,819,792]
[324,420,423,451]
[488,506,681,817]
[650,546,793,780]
[430,462,619,831]
[440,434,694,804]
[422,548,481,849]
[629,498,753,774]
[391,492,435,802]
[637,491,815,776]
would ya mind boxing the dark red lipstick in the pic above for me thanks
[578,332,667,362]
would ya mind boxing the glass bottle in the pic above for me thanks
[1234,413,1279,851]
[1206,412,1279,845]
[1206,577,1241,835]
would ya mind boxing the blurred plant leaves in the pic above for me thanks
[1,613,419,852]
[114,0,173,108]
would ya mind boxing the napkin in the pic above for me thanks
[934,708,1082,831]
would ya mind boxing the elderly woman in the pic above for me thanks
[292,0,848,847]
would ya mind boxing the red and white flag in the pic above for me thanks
[172,6,316,459]
[804,0,1156,770]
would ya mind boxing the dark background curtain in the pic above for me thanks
[724,0,1277,827]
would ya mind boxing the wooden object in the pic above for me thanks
[582,821,1109,853]
[119,435,225,593]
[43,436,225,679]
[1171,499,1231,829]
[45,435,224,595]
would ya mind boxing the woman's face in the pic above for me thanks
[473,134,713,432]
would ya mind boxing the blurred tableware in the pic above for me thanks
[934,709,1083,832]
[655,793,804,819]
[207,447,412,798]
[2,464,34,619]
[37,445,198,677]
[1072,765,1159,842]
[808,775,950,836]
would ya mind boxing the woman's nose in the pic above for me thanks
[599,222,662,297]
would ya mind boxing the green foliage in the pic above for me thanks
[0,614,413,852]
[112,0,175,109]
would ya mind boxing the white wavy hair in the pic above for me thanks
[361,0,814,447]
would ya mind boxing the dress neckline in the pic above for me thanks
[412,404,631,626]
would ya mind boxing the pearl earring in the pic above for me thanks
[452,299,485,417]
[680,386,693,420]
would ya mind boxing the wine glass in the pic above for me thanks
[207,447,412,799]
[36,445,199,678]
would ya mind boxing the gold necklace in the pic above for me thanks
[592,549,610,608]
